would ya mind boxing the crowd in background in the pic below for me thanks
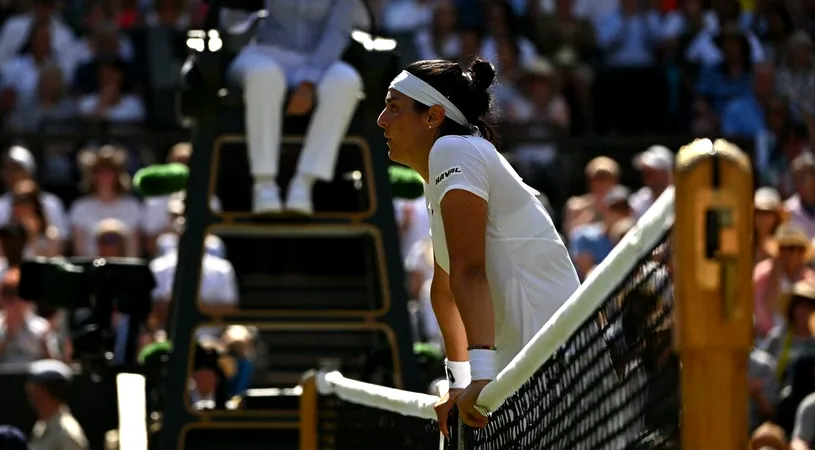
[1,0,815,447]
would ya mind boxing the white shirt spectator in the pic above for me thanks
[0,54,75,105]
[69,196,142,256]
[595,10,656,67]
[150,250,239,339]
[382,0,434,33]
[393,196,430,259]
[684,12,765,66]
[0,191,68,237]
[414,29,461,61]
[0,311,58,363]
[141,195,222,237]
[78,94,145,123]
[0,15,76,67]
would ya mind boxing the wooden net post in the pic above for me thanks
[299,371,318,450]
[673,138,754,449]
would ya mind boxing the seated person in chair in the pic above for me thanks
[227,0,364,215]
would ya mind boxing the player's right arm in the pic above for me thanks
[430,260,468,363]
[430,259,469,437]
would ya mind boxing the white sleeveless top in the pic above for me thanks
[425,135,580,370]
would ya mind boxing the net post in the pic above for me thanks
[299,370,319,450]
[673,139,753,449]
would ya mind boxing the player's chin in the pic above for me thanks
[387,145,404,163]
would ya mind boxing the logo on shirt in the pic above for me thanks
[435,166,462,185]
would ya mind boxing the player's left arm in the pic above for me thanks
[432,138,495,355]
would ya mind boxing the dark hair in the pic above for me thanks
[406,57,498,145]
[18,21,50,57]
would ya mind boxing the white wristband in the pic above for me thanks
[445,359,471,389]
[468,349,497,381]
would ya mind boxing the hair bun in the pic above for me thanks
[468,58,496,92]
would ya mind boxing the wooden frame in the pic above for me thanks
[199,222,394,318]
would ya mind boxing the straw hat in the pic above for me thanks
[77,145,130,193]
[754,187,790,222]
[765,223,814,262]
[585,156,620,178]
[778,280,815,329]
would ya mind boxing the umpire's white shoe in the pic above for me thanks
[253,181,282,214]
[285,183,314,215]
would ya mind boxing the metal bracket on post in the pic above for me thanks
[673,138,754,450]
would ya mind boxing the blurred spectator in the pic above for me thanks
[0,222,26,277]
[394,192,429,261]
[404,236,433,301]
[792,392,815,449]
[140,142,221,256]
[720,62,775,137]
[750,421,788,450]
[563,156,620,233]
[754,224,815,338]
[695,24,754,118]
[595,0,659,67]
[754,187,789,263]
[4,63,77,132]
[502,57,570,130]
[226,0,363,215]
[480,0,537,68]
[383,0,434,34]
[762,280,815,373]
[26,359,88,449]
[69,146,141,256]
[0,425,27,450]
[569,185,634,279]
[11,179,62,257]
[628,145,674,217]
[0,20,76,124]
[414,0,460,61]
[221,325,256,398]
[775,31,815,118]
[0,0,75,66]
[0,267,60,363]
[749,348,780,432]
[0,146,68,237]
[77,56,144,123]
[786,153,815,238]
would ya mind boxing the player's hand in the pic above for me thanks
[434,388,462,438]
[456,379,489,429]
[286,82,316,116]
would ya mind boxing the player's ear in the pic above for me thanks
[427,105,446,129]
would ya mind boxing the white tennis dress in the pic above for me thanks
[425,135,580,371]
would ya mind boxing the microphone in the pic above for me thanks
[133,164,190,197]
[389,166,424,200]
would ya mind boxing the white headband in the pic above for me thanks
[389,70,470,128]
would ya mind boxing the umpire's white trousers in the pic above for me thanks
[228,45,364,181]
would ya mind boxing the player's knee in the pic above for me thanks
[243,64,286,98]
[319,63,363,99]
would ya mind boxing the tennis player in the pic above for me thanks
[378,58,580,433]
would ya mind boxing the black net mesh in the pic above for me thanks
[318,394,445,450]
[319,231,680,450]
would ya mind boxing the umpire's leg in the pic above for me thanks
[230,46,288,213]
[286,61,363,214]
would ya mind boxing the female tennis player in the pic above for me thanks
[377,58,580,433]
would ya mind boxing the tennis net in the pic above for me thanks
[314,187,679,450]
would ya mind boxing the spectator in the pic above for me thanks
[0,146,68,237]
[0,222,27,278]
[77,56,144,123]
[504,57,571,131]
[480,0,537,68]
[720,62,775,137]
[786,152,815,238]
[413,0,460,61]
[394,191,430,261]
[754,187,789,263]
[0,0,76,66]
[0,20,75,124]
[563,156,620,233]
[569,185,634,279]
[750,421,788,450]
[227,0,363,215]
[4,63,77,132]
[11,180,62,257]
[26,359,88,449]
[0,267,60,363]
[763,280,815,375]
[140,142,221,256]
[69,146,142,256]
[754,224,815,337]
[629,145,675,217]
[775,31,815,120]
[748,348,780,432]
[595,0,659,68]
[383,0,434,34]
[695,24,754,117]
[792,392,815,449]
